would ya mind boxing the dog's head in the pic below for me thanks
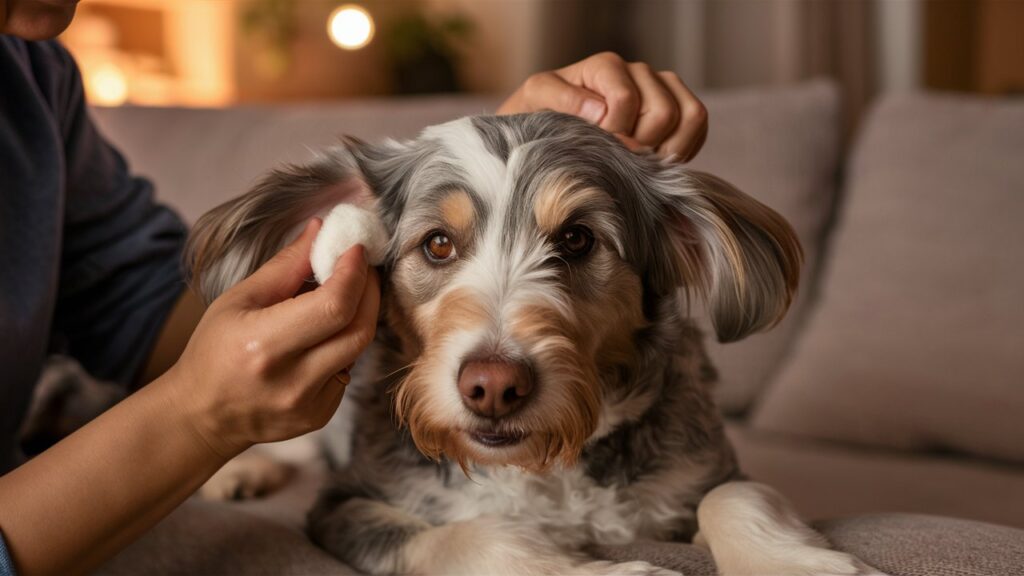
[188,112,800,472]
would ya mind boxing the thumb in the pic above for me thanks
[234,219,321,307]
[528,72,607,125]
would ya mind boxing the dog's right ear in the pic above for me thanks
[645,168,803,343]
[185,137,412,304]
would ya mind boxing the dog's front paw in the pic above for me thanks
[579,559,682,576]
[716,546,886,576]
[199,450,293,501]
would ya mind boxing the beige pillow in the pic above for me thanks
[752,92,1024,462]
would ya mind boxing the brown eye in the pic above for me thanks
[423,232,456,263]
[556,225,594,259]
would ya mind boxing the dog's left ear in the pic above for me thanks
[648,169,802,343]
[185,137,413,304]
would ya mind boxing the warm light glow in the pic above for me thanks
[328,5,374,50]
[89,62,129,106]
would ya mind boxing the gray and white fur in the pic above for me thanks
[187,112,880,575]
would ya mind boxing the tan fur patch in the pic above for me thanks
[533,179,611,234]
[410,287,490,342]
[507,304,602,468]
[439,190,476,235]
[580,263,647,368]
[394,287,492,467]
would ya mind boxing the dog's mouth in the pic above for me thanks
[468,429,528,448]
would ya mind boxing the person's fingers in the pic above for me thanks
[508,71,608,124]
[260,245,371,353]
[231,219,320,307]
[300,266,380,379]
[655,71,709,162]
[614,133,647,153]
[568,52,640,136]
[627,62,680,148]
[688,121,709,162]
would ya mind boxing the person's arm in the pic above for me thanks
[0,224,380,575]
[498,51,709,162]
[0,369,226,573]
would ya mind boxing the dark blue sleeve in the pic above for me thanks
[0,530,13,576]
[45,43,187,387]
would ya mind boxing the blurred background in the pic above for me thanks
[61,0,1023,136]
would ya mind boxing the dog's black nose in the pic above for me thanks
[457,360,534,419]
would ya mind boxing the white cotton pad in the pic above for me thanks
[311,203,388,284]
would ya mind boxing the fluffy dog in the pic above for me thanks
[187,112,877,575]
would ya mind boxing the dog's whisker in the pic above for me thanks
[381,361,417,382]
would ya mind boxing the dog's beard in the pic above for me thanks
[393,342,601,475]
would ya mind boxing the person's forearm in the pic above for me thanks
[0,369,231,574]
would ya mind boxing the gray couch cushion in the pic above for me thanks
[91,81,841,415]
[814,514,1024,576]
[751,92,1024,462]
[728,424,1024,529]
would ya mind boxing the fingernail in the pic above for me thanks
[303,218,321,236]
[580,99,606,124]
[352,244,366,264]
[615,133,643,151]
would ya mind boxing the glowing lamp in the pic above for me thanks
[89,62,128,106]
[327,5,374,50]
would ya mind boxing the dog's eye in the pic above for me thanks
[556,225,595,259]
[423,232,456,263]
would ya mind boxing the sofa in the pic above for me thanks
[89,81,1024,575]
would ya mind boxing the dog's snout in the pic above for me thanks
[457,360,534,419]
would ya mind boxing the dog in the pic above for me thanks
[186,111,878,575]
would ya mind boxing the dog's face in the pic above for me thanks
[187,112,800,472]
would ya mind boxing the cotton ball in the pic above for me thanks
[311,203,388,284]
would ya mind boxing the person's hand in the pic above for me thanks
[168,219,380,458]
[498,52,708,162]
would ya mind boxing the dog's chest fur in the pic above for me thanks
[320,314,738,548]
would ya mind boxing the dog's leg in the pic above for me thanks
[309,494,432,574]
[696,482,883,576]
[309,484,680,576]
[200,430,329,501]
[199,448,295,501]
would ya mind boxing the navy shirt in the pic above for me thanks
[0,36,187,481]
[0,530,10,576]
